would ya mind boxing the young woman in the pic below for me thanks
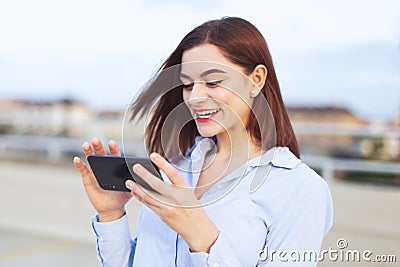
[74,17,333,267]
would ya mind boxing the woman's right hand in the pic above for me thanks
[73,137,132,222]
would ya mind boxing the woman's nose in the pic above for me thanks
[188,82,208,103]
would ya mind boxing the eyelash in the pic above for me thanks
[182,83,194,90]
[206,80,223,88]
[181,80,223,91]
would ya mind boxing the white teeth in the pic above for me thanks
[196,109,220,118]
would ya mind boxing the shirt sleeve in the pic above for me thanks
[91,214,136,267]
[188,202,269,267]
[189,231,263,267]
[257,177,333,266]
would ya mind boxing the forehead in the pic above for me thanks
[182,44,228,64]
[180,44,245,77]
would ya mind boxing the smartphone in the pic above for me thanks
[87,155,162,192]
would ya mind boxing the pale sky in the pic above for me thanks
[0,0,399,120]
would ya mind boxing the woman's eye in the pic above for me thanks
[206,80,223,88]
[182,83,194,91]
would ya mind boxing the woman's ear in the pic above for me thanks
[250,64,268,97]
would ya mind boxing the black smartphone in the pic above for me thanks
[87,155,162,192]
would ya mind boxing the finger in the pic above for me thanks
[132,164,169,195]
[108,140,121,156]
[92,137,107,155]
[150,153,189,187]
[126,180,163,209]
[82,142,94,157]
[73,156,99,188]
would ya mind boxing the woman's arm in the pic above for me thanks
[92,213,137,267]
[73,138,134,266]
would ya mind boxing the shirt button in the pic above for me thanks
[99,236,104,242]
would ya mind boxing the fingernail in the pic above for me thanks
[151,153,161,161]
[125,180,134,189]
[82,142,89,149]
[92,137,99,143]
[133,164,142,173]
[109,140,116,145]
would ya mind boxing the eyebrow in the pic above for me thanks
[179,68,227,79]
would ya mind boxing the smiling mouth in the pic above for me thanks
[195,108,220,119]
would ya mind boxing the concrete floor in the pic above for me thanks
[0,228,97,267]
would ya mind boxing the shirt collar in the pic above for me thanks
[264,146,301,169]
[191,136,301,170]
[188,136,301,199]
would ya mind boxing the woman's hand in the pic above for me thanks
[73,137,132,222]
[125,152,219,253]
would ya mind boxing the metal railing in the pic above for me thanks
[301,154,400,183]
[0,134,146,162]
[0,134,399,183]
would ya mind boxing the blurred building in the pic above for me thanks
[0,98,94,137]
[287,106,399,161]
[96,110,145,141]
[385,116,400,161]
[0,99,17,133]
[388,115,400,127]
[287,106,364,124]
[0,99,398,160]
[287,106,365,157]
[0,98,146,141]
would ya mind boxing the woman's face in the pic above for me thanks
[180,44,255,138]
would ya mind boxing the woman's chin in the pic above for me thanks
[197,131,216,138]
[196,127,219,138]
[195,119,226,138]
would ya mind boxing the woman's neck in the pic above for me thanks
[214,129,263,161]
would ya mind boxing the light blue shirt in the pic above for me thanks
[91,137,333,266]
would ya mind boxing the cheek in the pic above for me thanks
[182,91,190,105]
[219,89,246,107]
[223,92,252,118]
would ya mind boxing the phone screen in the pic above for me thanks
[87,155,162,192]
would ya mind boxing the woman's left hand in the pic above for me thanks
[125,152,219,253]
